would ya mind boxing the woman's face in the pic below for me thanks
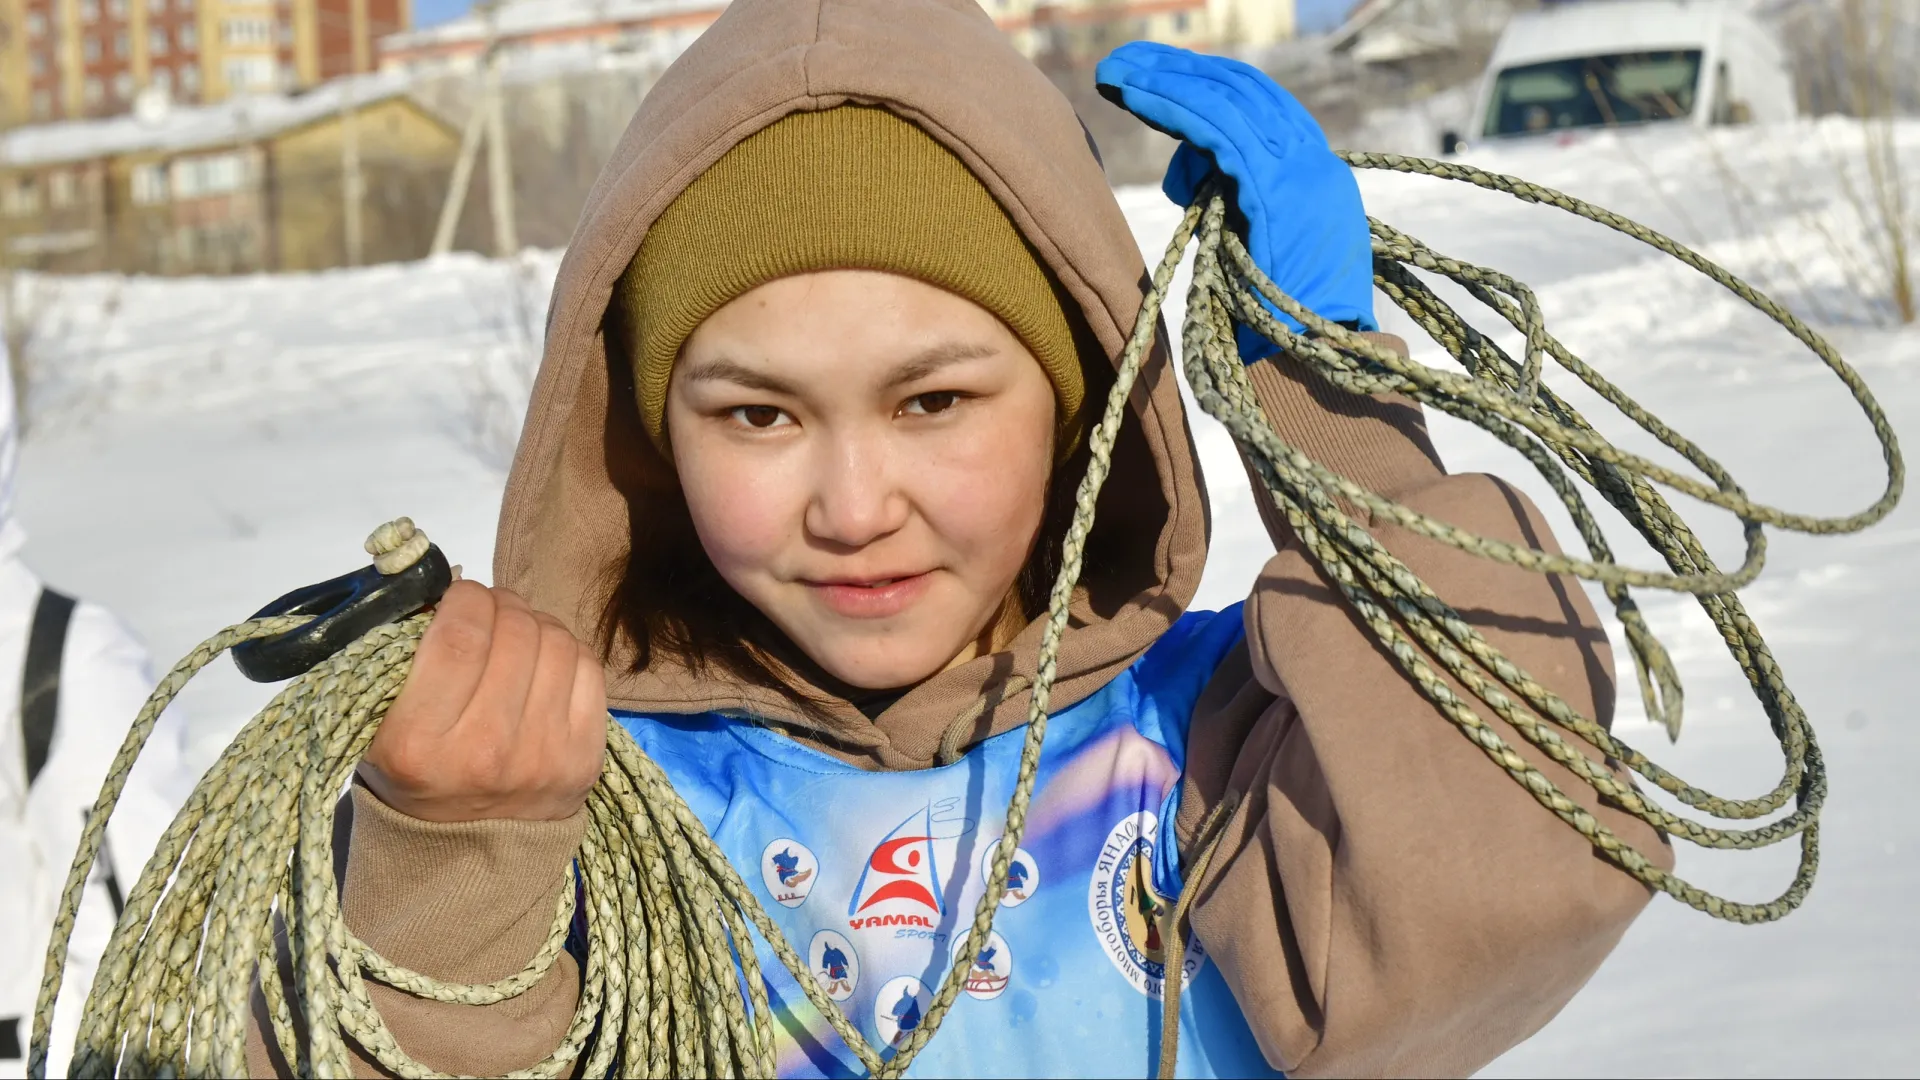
[667,270,1059,691]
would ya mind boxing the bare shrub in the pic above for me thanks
[1776,0,1920,323]
[1261,0,1537,151]
[462,253,548,471]
[1694,129,1853,326]
[0,270,59,435]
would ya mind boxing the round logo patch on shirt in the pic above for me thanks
[980,838,1040,907]
[872,975,931,1047]
[760,838,818,908]
[808,929,859,1002]
[949,930,1013,1000]
[1088,811,1206,998]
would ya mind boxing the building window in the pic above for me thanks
[179,23,197,49]
[84,77,104,105]
[1174,12,1189,32]
[80,0,99,22]
[109,0,127,18]
[180,63,200,95]
[84,35,102,61]
[114,71,134,99]
[151,26,170,54]
[224,55,277,90]
[26,10,45,35]
[222,17,273,46]
[153,67,174,93]
[171,151,249,199]
[148,0,166,11]
[30,90,52,118]
[29,53,47,77]
[131,162,170,205]
[48,170,76,209]
[115,28,129,57]
[2,177,42,217]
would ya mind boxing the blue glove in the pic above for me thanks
[1095,41,1378,360]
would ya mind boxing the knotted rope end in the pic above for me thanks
[365,518,431,576]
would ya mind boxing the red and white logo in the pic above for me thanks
[846,807,946,930]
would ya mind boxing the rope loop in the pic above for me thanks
[31,154,1895,1079]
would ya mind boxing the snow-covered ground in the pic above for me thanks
[14,118,1918,1075]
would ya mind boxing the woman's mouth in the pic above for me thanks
[804,572,934,619]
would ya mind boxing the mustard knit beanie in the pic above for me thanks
[617,106,1085,454]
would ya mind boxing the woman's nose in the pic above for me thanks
[803,432,908,548]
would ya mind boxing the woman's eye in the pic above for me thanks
[903,391,959,416]
[729,405,791,429]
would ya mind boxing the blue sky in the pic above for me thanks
[413,0,471,28]
[413,0,1358,33]
[1297,0,1356,33]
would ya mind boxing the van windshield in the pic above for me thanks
[1483,50,1704,137]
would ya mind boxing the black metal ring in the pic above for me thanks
[232,545,454,683]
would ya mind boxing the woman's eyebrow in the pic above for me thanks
[678,357,794,393]
[883,341,1000,389]
[680,342,998,394]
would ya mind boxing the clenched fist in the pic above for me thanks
[359,580,607,823]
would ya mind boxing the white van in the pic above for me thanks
[1448,0,1795,151]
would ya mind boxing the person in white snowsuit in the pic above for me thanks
[0,345,191,1079]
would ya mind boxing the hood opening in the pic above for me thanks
[590,288,1167,726]
[497,0,1211,767]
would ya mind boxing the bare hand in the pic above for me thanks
[359,580,607,823]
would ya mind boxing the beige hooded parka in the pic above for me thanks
[248,1,1671,1076]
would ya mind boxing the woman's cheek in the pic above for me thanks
[916,424,1051,571]
[679,443,802,581]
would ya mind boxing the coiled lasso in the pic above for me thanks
[32,154,1902,1080]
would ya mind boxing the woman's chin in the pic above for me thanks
[798,627,973,693]
[775,586,992,692]
[814,651,952,693]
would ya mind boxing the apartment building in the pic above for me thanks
[0,0,410,125]
[992,0,1297,59]
[377,0,723,76]
[377,0,1292,78]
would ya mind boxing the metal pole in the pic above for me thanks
[341,77,364,267]
[429,77,488,255]
[429,1,503,257]
[483,43,517,256]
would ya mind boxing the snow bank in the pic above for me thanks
[14,118,1919,1075]
[14,250,557,767]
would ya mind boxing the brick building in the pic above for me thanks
[993,0,1297,60]
[377,0,722,76]
[377,0,1294,78]
[0,0,410,125]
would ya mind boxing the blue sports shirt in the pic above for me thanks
[616,604,1281,1079]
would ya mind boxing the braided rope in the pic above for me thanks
[31,155,1897,1078]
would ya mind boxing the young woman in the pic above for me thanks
[249,1,1670,1076]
